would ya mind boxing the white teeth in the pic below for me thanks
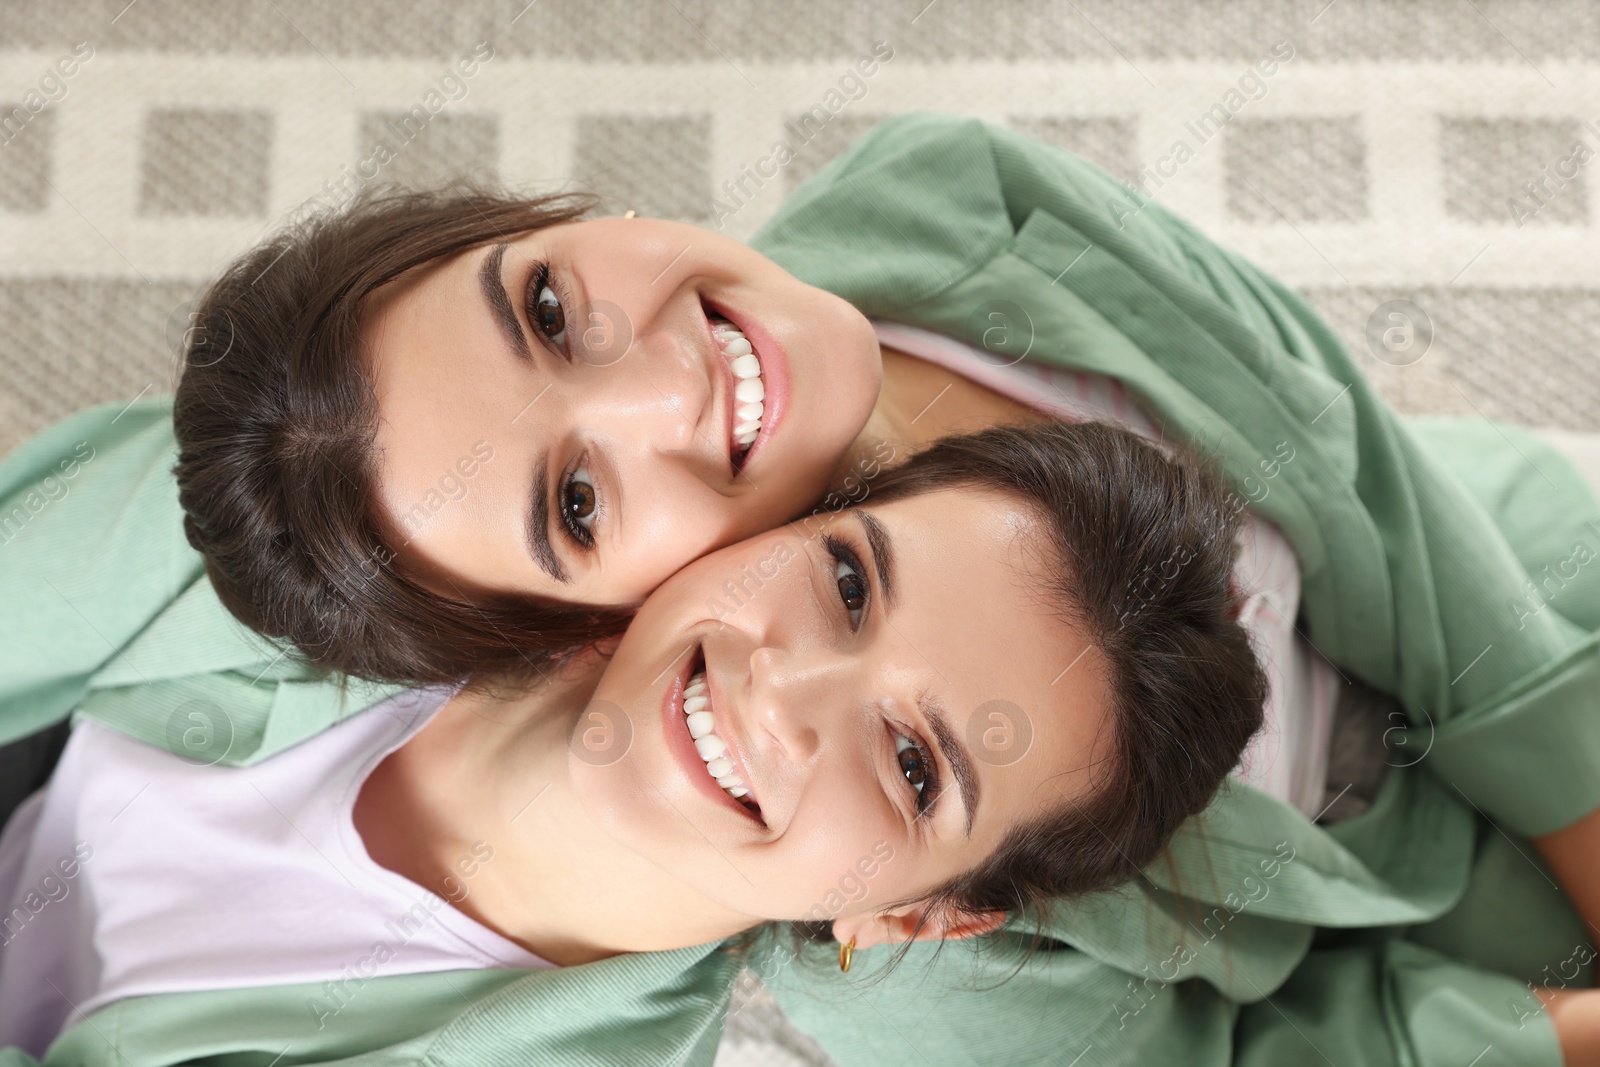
[680,669,758,811]
[711,317,765,459]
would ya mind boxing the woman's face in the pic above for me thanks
[362,215,882,606]
[570,487,1115,933]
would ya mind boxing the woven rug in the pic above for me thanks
[2,3,1598,1063]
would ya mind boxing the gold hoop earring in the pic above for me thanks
[622,209,637,219]
[839,936,856,973]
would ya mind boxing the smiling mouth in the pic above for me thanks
[679,648,763,818]
[705,310,765,470]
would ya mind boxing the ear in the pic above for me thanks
[830,904,1008,953]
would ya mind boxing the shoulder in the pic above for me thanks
[750,113,1015,311]
[1,397,178,519]
[0,395,192,606]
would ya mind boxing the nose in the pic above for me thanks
[746,645,836,765]
[640,390,702,454]
[630,331,723,472]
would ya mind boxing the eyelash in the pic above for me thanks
[557,459,600,550]
[894,722,942,820]
[823,533,941,819]
[525,259,597,551]
[525,259,572,361]
[823,534,868,632]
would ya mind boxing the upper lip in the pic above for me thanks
[702,652,762,815]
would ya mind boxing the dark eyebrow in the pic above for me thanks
[480,241,530,361]
[920,692,980,838]
[525,450,570,584]
[855,510,895,610]
[849,510,975,835]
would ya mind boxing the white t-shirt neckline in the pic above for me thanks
[0,686,550,1057]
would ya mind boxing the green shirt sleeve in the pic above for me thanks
[0,398,200,742]
[1405,414,1600,635]
[0,398,402,762]
[751,926,1561,1067]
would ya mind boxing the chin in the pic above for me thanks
[571,758,712,890]
[836,307,885,424]
[567,744,654,845]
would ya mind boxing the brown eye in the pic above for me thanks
[558,466,599,549]
[563,477,595,521]
[534,287,565,341]
[897,741,926,788]
[830,547,868,630]
[893,732,936,816]
[837,570,866,611]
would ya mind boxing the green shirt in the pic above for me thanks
[3,112,1598,1066]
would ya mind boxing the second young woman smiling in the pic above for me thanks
[350,421,1265,972]
[356,479,1118,965]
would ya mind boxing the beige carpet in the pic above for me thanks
[2,2,1598,1062]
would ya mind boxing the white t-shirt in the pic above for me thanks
[872,319,1340,818]
[0,687,551,1057]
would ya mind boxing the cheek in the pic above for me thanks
[565,721,775,907]
[810,287,875,360]
[803,292,880,428]
[724,670,921,915]
[609,479,741,590]
[760,779,905,920]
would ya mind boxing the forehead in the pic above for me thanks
[856,489,1114,838]
[861,487,1060,638]
[362,244,485,376]
[362,250,508,450]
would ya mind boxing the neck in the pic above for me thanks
[353,665,762,967]
[829,343,1048,489]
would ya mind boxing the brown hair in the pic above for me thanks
[731,420,1269,982]
[173,185,634,687]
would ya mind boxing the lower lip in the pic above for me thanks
[659,649,763,825]
[708,300,789,471]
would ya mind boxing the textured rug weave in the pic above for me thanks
[2,2,1598,1063]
